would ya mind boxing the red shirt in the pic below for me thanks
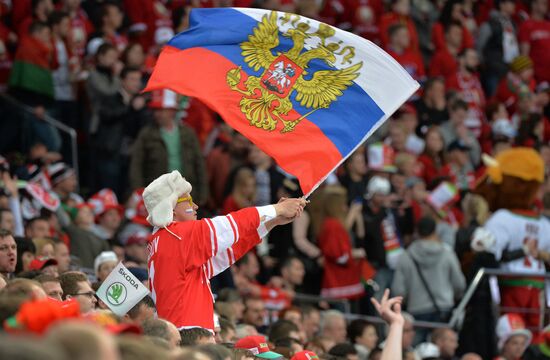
[123,0,173,51]
[429,48,458,80]
[518,19,550,82]
[494,73,536,114]
[387,48,425,82]
[431,22,474,52]
[447,71,487,139]
[148,207,270,330]
[379,12,419,52]
[348,0,384,44]
[318,218,364,300]
[417,154,446,187]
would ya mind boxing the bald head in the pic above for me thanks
[461,353,482,360]
[321,310,347,343]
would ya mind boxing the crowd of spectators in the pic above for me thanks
[0,0,550,359]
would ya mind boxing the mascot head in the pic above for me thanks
[474,148,544,212]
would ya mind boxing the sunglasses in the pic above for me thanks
[177,196,194,207]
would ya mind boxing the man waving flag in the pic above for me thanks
[145,8,419,196]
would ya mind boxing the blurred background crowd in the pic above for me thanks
[0,0,550,359]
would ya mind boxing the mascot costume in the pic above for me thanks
[474,147,550,332]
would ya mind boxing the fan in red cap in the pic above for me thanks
[29,257,59,277]
[88,189,124,241]
[235,336,283,359]
[291,350,319,360]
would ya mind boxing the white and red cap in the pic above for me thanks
[496,313,532,352]
[149,89,178,110]
[143,170,192,228]
[88,189,124,219]
[234,336,282,359]
[291,351,319,360]
[125,188,149,226]
[29,257,58,271]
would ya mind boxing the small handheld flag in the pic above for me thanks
[96,262,150,316]
[145,8,419,196]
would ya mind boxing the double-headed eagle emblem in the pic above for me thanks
[226,11,363,133]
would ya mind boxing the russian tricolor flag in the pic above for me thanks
[145,8,419,196]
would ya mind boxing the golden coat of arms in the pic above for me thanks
[226,11,363,133]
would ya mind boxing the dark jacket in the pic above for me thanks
[129,123,208,205]
[362,204,413,268]
[95,91,148,156]
[65,225,109,270]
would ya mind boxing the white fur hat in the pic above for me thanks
[143,171,192,227]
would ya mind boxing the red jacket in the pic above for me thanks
[318,218,364,300]
[148,206,273,330]
[417,154,446,187]
[379,12,419,52]
[431,22,474,52]
[429,47,458,80]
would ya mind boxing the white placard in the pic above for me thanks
[96,262,150,316]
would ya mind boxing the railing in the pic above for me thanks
[0,93,79,190]
[289,268,550,332]
[293,292,352,314]
[449,268,550,331]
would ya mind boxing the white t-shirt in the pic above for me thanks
[486,209,550,275]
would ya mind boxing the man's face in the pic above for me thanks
[324,317,347,343]
[63,0,81,11]
[402,320,415,349]
[0,235,16,274]
[393,28,410,49]
[27,219,50,238]
[243,299,266,327]
[42,281,63,301]
[303,310,320,340]
[105,5,123,29]
[97,260,117,282]
[446,25,463,48]
[42,264,59,277]
[57,17,71,38]
[241,253,260,280]
[73,280,97,314]
[0,211,14,233]
[122,71,142,96]
[450,107,467,125]
[221,327,237,343]
[173,193,198,222]
[99,209,122,231]
[153,108,177,126]
[128,303,155,324]
[56,174,77,194]
[55,243,71,273]
[282,259,305,286]
[437,329,458,357]
[125,243,148,264]
[534,0,548,14]
[502,335,527,359]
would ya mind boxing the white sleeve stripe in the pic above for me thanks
[210,215,236,252]
[227,214,239,243]
[210,251,230,278]
[204,218,217,257]
[228,247,236,265]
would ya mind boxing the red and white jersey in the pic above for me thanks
[486,209,550,275]
[147,206,276,331]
